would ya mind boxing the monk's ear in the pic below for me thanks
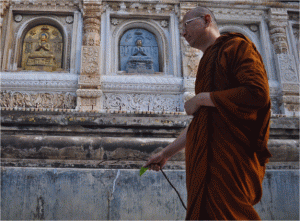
[204,14,212,27]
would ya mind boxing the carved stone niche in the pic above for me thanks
[1,8,82,107]
[99,6,183,112]
[21,25,63,72]
[110,19,168,75]
[3,14,75,72]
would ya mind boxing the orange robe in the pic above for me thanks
[185,33,272,220]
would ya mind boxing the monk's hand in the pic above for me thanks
[143,151,168,172]
[184,92,215,115]
[184,93,202,115]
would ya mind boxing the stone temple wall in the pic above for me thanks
[0,0,299,220]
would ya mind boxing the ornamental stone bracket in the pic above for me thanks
[268,8,289,54]
[275,54,299,117]
[268,8,299,117]
[76,0,104,111]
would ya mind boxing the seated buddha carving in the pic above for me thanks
[26,30,57,72]
[126,39,154,74]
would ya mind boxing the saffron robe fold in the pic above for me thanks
[185,33,272,220]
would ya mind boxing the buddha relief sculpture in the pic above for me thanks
[119,29,159,74]
[126,39,154,74]
[22,25,63,72]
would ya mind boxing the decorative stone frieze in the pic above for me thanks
[103,93,182,112]
[107,2,175,15]
[11,0,80,12]
[268,8,289,54]
[0,91,76,109]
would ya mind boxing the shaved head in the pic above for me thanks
[186,7,218,29]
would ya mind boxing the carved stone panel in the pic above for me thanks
[120,29,159,72]
[22,25,63,72]
[81,46,100,77]
[103,93,182,112]
[275,54,298,83]
[181,37,201,78]
[0,91,76,109]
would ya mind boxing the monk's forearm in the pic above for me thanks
[184,92,215,115]
[196,92,215,107]
[162,127,188,159]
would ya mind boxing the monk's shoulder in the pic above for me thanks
[218,35,257,68]
[220,36,252,56]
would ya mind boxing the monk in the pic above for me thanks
[144,6,272,220]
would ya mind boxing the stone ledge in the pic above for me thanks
[1,109,299,129]
[1,159,298,170]
[1,134,299,161]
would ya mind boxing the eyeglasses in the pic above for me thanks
[182,16,204,32]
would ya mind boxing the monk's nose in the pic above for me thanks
[181,29,187,37]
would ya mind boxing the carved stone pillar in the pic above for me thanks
[0,1,10,70]
[76,0,103,111]
[268,8,299,116]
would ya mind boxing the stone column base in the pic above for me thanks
[76,89,103,111]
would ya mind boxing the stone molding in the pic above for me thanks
[0,91,76,109]
[1,72,78,91]
[76,89,103,98]
[101,76,182,93]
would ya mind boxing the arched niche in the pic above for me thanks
[112,20,168,75]
[119,28,159,73]
[15,16,68,71]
